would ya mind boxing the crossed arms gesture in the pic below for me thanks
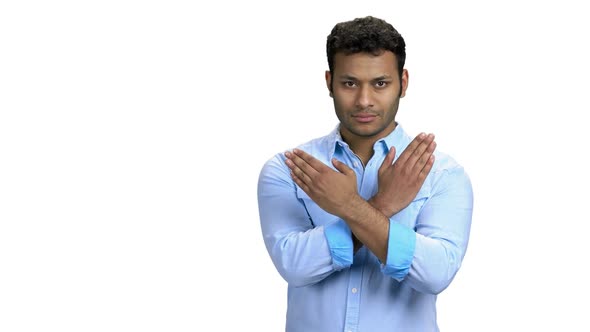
[284,133,436,262]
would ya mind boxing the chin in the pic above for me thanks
[351,128,383,138]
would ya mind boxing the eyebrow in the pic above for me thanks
[338,74,393,81]
[372,75,393,81]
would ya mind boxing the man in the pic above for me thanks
[257,16,473,332]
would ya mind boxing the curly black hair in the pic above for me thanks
[326,16,406,78]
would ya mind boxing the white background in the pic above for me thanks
[1,1,589,331]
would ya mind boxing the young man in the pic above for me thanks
[257,16,473,331]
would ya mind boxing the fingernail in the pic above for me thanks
[419,133,426,138]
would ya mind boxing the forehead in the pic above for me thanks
[333,51,399,78]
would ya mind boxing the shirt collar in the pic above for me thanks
[378,122,408,152]
[327,122,410,158]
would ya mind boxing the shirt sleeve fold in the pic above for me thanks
[402,166,474,294]
[324,220,354,270]
[258,154,349,287]
[380,222,416,281]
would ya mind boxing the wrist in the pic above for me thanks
[369,194,397,217]
[340,194,367,220]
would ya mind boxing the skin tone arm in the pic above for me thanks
[284,133,435,263]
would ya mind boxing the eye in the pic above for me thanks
[343,81,356,88]
[375,81,388,88]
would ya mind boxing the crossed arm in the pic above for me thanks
[259,133,472,291]
[284,133,436,262]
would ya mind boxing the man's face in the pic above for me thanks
[326,51,408,142]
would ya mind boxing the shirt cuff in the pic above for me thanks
[381,222,416,281]
[323,220,354,270]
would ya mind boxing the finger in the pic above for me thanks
[332,158,354,176]
[285,154,311,187]
[406,133,435,169]
[285,150,319,180]
[379,146,396,173]
[417,154,435,181]
[293,148,332,173]
[396,132,426,166]
[290,171,311,193]
[412,140,436,173]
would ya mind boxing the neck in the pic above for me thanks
[340,123,397,165]
[348,140,376,165]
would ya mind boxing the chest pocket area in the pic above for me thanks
[296,187,339,227]
[390,187,430,230]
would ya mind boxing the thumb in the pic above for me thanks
[379,146,396,172]
[332,158,353,175]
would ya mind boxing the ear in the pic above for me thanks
[325,70,333,97]
[400,69,409,98]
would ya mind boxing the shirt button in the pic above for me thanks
[351,287,357,294]
[353,162,359,168]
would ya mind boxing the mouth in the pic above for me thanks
[352,113,377,123]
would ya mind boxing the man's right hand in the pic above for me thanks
[369,133,436,217]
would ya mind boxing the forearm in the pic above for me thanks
[259,154,354,287]
[363,187,453,286]
[385,166,473,293]
[368,195,396,217]
[402,234,465,294]
[340,196,390,263]
[265,227,339,287]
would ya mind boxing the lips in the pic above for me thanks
[352,113,377,123]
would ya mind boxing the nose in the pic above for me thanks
[355,85,374,110]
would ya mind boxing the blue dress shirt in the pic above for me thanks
[257,124,473,332]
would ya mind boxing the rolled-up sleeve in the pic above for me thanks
[403,166,474,294]
[381,222,416,281]
[258,154,353,287]
[324,220,354,270]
